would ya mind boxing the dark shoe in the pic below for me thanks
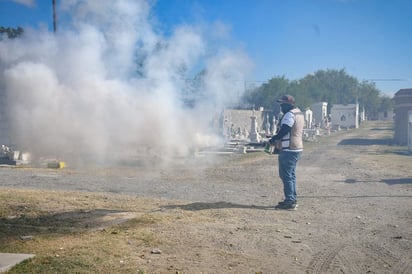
[275,201,298,210]
[277,200,298,206]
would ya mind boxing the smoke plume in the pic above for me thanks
[0,0,252,165]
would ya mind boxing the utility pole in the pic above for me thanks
[52,0,57,33]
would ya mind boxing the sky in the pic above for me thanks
[1,0,411,97]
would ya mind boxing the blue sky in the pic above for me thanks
[1,0,411,97]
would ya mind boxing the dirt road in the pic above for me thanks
[1,120,411,273]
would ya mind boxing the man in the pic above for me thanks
[269,95,304,210]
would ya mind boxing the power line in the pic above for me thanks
[367,79,406,82]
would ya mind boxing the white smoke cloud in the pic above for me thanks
[0,0,253,166]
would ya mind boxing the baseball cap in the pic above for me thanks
[276,94,295,105]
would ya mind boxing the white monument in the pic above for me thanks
[311,102,328,128]
[304,108,313,129]
[331,103,359,129]
[249,113,261,142]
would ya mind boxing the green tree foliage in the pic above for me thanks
[0,26,24,39]
[242,69,392,117]
[357,81,381,118]
[242,76,289,110]
[378,96,394,113]
[299,69,358,105]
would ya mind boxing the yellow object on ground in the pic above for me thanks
[47,162,65,169]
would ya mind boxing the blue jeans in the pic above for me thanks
[278,151,302,203]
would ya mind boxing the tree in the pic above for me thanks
[0,26,24,39]
[378,96,394,113]
[242,76,289,110]
[242,69,393,118]
[299,69,358,107]
[357,81,381,118]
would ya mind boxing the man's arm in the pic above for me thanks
[270,124,291,142]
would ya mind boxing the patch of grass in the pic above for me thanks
[0,188,174,273]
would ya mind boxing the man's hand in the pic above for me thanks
[269,136,276,145]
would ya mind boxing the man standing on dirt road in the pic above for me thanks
[269,94,304,210]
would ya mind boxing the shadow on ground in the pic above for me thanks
[370,127,393,131]
[0,209,135,244]
[341,178,412,185]
[338,138,394,146]
[300,194,412,199]
[162,201,274,211]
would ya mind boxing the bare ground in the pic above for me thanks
[1,120,411,273]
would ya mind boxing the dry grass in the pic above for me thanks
[0,188,192,273]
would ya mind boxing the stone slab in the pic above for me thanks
[0,253,34,273]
